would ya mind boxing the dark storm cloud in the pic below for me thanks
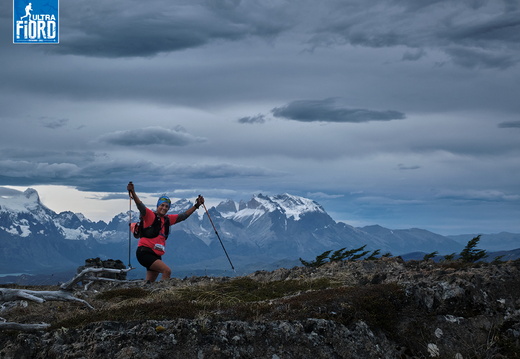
[271,98,405,123]
[54,0,290,58]
[97,127,206,147]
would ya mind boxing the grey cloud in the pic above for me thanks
[238,114,266,124]
[445,47,516,69]
[444,12,520,46]
[0,153,279,193]
[97,127,206,147]
[498,121,520,128]
[99,193,132,200]
[402,48,426,61]
[309,0,520,69]
[306,192,344,200]
[0,187,24,196]
[398,164,421,171]
[271,98,405,123]
[437,189,520,202]
[39,117,69,129]
[168,163,280,179]
[0,149,98,187]
[0,160,80,179]
[54,0,290,58]
[0,148,97,163]
[89,161,282,193]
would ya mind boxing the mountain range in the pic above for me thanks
[1,188,519,282]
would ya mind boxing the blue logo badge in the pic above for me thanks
[13,0,59,44]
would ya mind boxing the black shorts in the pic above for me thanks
[136,246,161,270]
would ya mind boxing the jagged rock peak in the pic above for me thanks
[169,198,192,212]
[23,188,41,202]
[216,199,237,213]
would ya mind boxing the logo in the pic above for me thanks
[13,0,59,44]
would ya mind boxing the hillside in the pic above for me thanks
[1,258,519,358]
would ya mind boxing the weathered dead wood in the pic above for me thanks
[0,267,133,331]
[0,287,94,309]
[60,267,133,291]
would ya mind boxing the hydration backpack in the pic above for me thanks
[132,214,170,239]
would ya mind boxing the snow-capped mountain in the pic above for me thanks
[1,188,517,278]
[0,189,98,274]
[0,188,57,237]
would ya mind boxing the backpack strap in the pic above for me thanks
[163,215,170,239]
[138,213,170,239]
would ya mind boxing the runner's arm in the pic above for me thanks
[174,196,204,223]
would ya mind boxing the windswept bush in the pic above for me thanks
[300,245,382,267]
[459,235,488,263]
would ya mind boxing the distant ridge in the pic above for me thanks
[0,188,518,282]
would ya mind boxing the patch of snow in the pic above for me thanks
[232,208,266,226]
[0,217,32,237]
[60,226,90,240]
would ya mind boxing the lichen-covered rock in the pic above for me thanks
[0,319,401,359]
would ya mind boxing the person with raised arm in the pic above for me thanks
[127,182,204,283]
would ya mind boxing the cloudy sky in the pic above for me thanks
[1,0,519,235]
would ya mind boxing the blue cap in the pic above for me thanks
[157,196,171,208]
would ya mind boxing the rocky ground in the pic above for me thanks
[1,257,519,358]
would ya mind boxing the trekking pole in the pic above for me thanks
[202,201,236,273]
[127,182,133,268]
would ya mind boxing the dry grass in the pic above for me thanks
[36,277,410,336]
